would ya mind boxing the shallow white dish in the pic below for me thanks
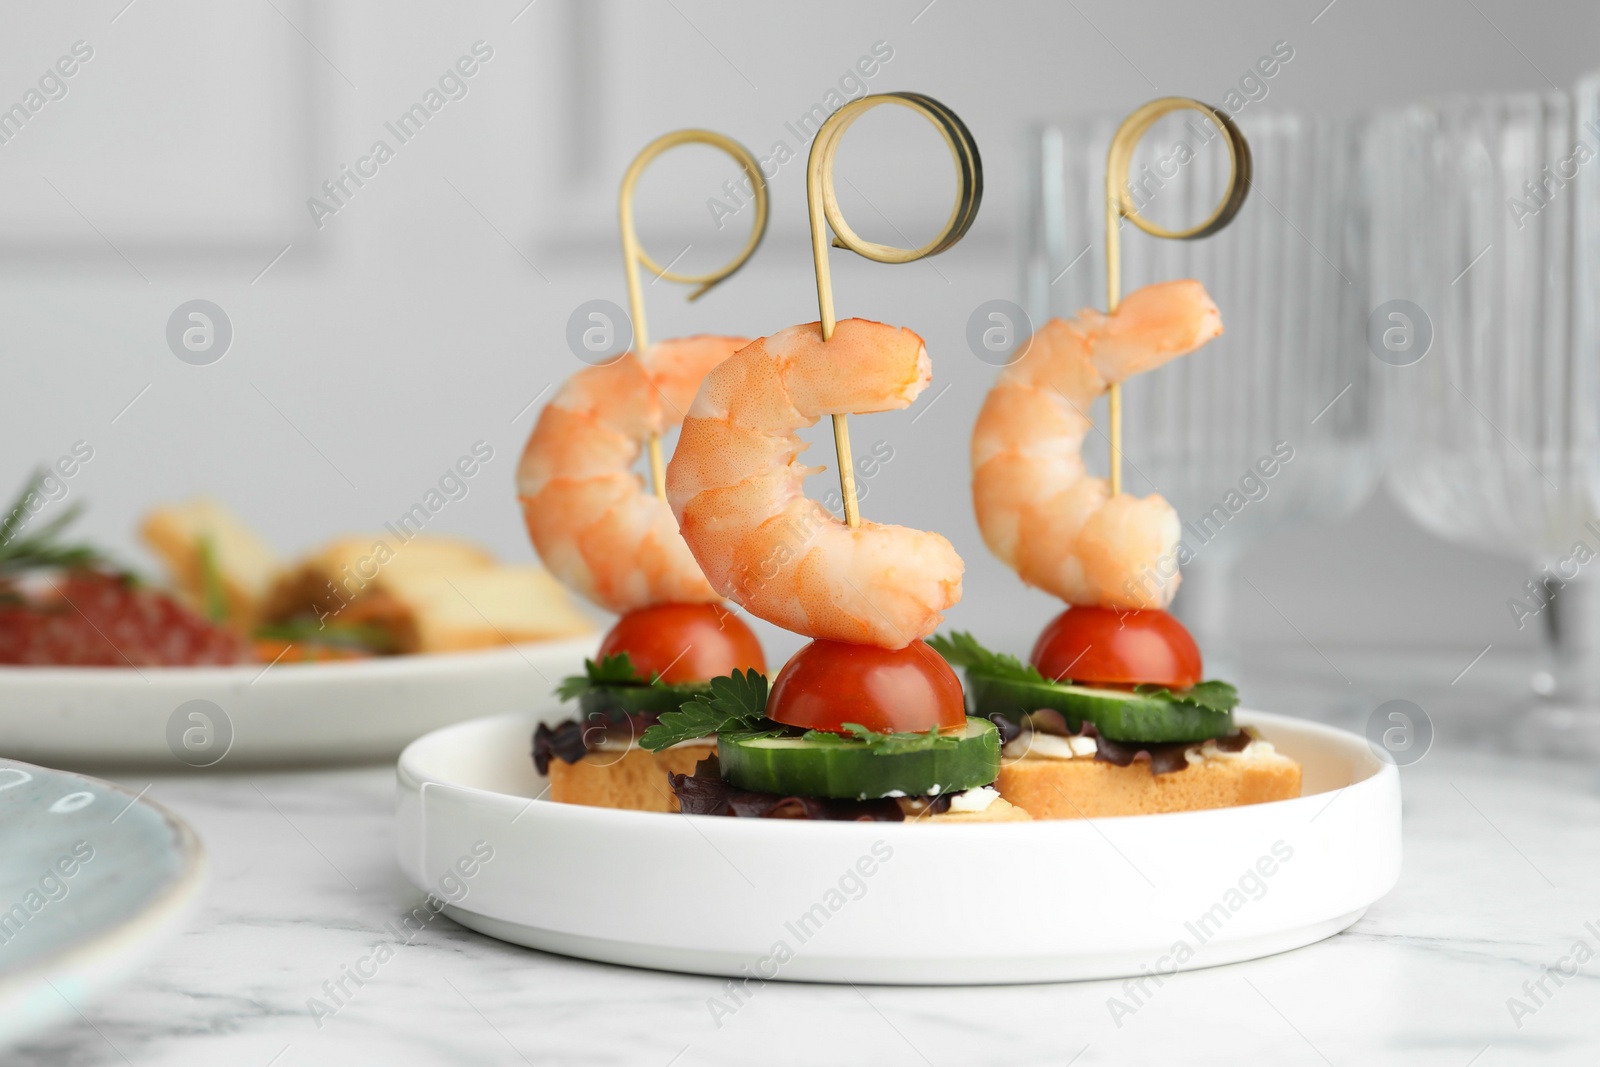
[0,759,206,1050]
[0,636,597,768]
[395,708,1401,985]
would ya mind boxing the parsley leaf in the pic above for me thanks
[927,631,1049,683]
[1135,680,1240,714]
[700,669,770,720]
[639,668,769,750]
[840,723,956,756]
[639,702,736,750]
[797,729,850,746]
[794,725,951,755]
[555,653,646,702]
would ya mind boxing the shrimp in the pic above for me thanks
[971,279,1222,610]
[666,319,962,650]
[517,335,748,614]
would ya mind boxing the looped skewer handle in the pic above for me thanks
[806,92,983,527]
[619,129,769,497]
[1103,97,1250,496]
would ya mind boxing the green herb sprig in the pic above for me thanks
[927,631,1049,684]
[196,535,229,623]
[554,652,649,702]
[0,471,111,577]
[253,618,396,653]
[639,669,769,751]
[1134,680,1240,714]
[817,724,955,756]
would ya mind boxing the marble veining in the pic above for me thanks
[9,741,1600,1065]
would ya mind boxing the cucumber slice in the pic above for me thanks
[966,674,1230,743]
[577,682,709,720]
[1081,692,1233,743]
[965,675,1086,732]
[718,718,1000,800]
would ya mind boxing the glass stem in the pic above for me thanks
[1539,572,1600,704]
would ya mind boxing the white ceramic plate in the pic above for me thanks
[395,708,1401,984]
[0,759,206,1050]
[0,636,597,768]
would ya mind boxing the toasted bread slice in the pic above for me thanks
[547,743,714,813]
[996,747,1301,820]
[551,747,1034,822]
[926,795,1032,823]
[140,498,281,627]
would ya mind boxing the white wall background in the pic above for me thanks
[3,0,1596,674]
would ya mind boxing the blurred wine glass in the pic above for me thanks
[1367,76,1600,753]
[1022,111,1378,676]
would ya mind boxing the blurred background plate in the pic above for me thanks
[0,760,205,1051]
[0,634,596,769]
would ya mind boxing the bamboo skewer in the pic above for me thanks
[618,129,769,497]
[1102,98,1251,496]
[805,93,982,527]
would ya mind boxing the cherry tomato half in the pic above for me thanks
[599,603,765,685]
[1030,606,1202,689]
[768,639,966,735]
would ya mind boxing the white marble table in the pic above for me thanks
[13,650,1600,1066]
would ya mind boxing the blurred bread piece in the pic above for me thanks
[140,498,281,627]
[373,564,594,652]
[261,534,592,653]
[260,535,493,625]
[306,535,494,578]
